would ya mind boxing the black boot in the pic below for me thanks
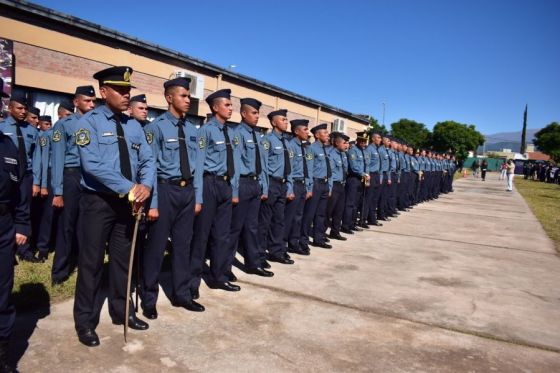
[0,340,14,373]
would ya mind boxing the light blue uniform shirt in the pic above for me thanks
[51,112,83,195]
[347,145,369,177]
[76,104,155,195]
[0,117,40,178]
[232,122,268,196]
[287,137,313,195]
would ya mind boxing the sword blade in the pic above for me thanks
[124,211,142,343]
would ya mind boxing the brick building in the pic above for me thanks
[0,0,368,134]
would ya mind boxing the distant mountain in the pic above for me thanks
[484,128,541,144]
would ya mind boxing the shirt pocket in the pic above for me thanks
[98,135,118,146]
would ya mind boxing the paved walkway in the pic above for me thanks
[13,175,560,372]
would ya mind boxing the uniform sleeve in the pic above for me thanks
[305,147,314,193]
[137,124,155,190]
[194,127,208,204]
[40,135,50,188]
[231,128,241,200]
[146,124,160,209]
[328,149,334,193]
[258,138,268,196]
[32,135,42,186]
[77,116,135,194]
[286,142,295,196]
[51,122,66,195]
[10,147,31,237]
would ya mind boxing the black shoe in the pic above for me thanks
[19,254,41,263]
[191,288,200,300]
[300,244,311,255]
[112,315,149,331]
[287,245,303,254]
[340,228,354,234]
[51,275,69,286]
[358,223,369,229]
[350,226,363,232]
[142,306,158,320]
[379,217,391,222]
[173,299,205,312]
[328,233,347,241]
[208,281,241,292]
[246,267,274,277]
[324,237,330,243]
[37,251,48,262]
[77,328,100,347]
[226,271,238,282]
[262,261,271,269]
[0,340,14,372]
[267,254,295,265]
[311,242,332,249]
[370,221,383,227]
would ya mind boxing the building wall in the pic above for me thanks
[0,15,365,137]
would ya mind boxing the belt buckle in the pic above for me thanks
[222,176,228,181]
[118,193,125,199]
[180,180,187,187]
[282,178,286,183]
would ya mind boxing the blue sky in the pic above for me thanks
[31,0,560,135]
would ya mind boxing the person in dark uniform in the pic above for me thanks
[227,98,273,276]
[25,107,40,129]
[341,131,369,233]
[128,94,150,126]
[285,119,313,255]
[73,66,155,347]
[301,123,332,249]
[0,92,41,263]
[57,100,74,120]
[141,77,203,319]
[259,109,294,264]
[50,86,96,285]
[190,88,241,295]
[327,132,349,241]
[0,79,30,373]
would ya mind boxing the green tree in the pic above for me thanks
[431,121,485,161]
[534,122,560,163]
[390,118,431,149]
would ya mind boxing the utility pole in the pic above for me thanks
[382,102,386,126]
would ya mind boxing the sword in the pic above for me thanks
[124,193,144,343]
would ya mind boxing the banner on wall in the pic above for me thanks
[0,38,14,118]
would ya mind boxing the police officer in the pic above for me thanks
[0,92,41,263]
[57,100,74,120]
[0,79,30,373]
[141,77,203,318]
[341,131,369,233]
[301,123,332,249]
[327,132,349,241]
[387,137,399,217]
[409,147,421,204]
[191,88,240,294]
[364,132,383,226]
[285,119,313,255]
[25,107,40,128]
[227,98,273,276]
[259,109,294,264]
[377,134,391,221]
[50,85,96,285]
[73,66,155,347]
[128,94,150,126]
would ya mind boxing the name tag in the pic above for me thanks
[3,132,13,136]
[4,157,17,165]
[246,139,254,143]
[102,132,114,137]
[167,138,178,142]
[215,141,225,145]
[274,146,282,150]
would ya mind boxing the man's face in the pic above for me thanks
[295,126,309,141]
[421,150,426,156]
[58,108,72,119]
[213,98,233,121]
[100,85,130,112]
[315,129,330,144]
[343,140,349,151]
[39,120,51,131]
[167,86,190,116]
[129,102,149,122]
[74,94,96,114]
[372,134,382,145]
[334,138,346,151]
[383,137,391,147]
[10,102,27,121]
[241,105,259,126]
[26,112,39,126]
[272,115,288,132]
[357,138,367,148]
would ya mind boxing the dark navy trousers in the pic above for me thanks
[0,213,15,340]
[190,176,232,287]
[284,180,306,249]
[327,181,345,235]
[15,172,32,258]
[258,178,287,258]
[342,176,362,229]
[36,170,57,255]
[227,177,263,271]
[366,172,381,223]
[52,169,81,282]
[301,179,329,245]
[142,182,194,308]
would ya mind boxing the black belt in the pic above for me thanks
[0,203,11,216]
[203,172,230,182]
[158,177,193,187]
[269,176,287,184]
[64,167,80,173]
[333,181,345,186]
[240,174,258,180]
[293,178,305,184]
[349,173,363,178]
[83,189,127,200]
[314,178,328,184]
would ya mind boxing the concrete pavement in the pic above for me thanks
[12,175,560,372]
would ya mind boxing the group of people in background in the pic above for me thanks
[523,161,559,184]
[0,66,457,371]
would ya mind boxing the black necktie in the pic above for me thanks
[359,147,367,173]
[115,115,132,181]
[251,129,262,175]
[300,142,309,179]
[323,145,332,178]
[280,137,291,179]
[15,124,27,177]
[223,125,235,179]
[177,119,192,180]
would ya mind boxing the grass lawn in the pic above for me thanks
[515,178,560,253]
[12,256,77,311]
